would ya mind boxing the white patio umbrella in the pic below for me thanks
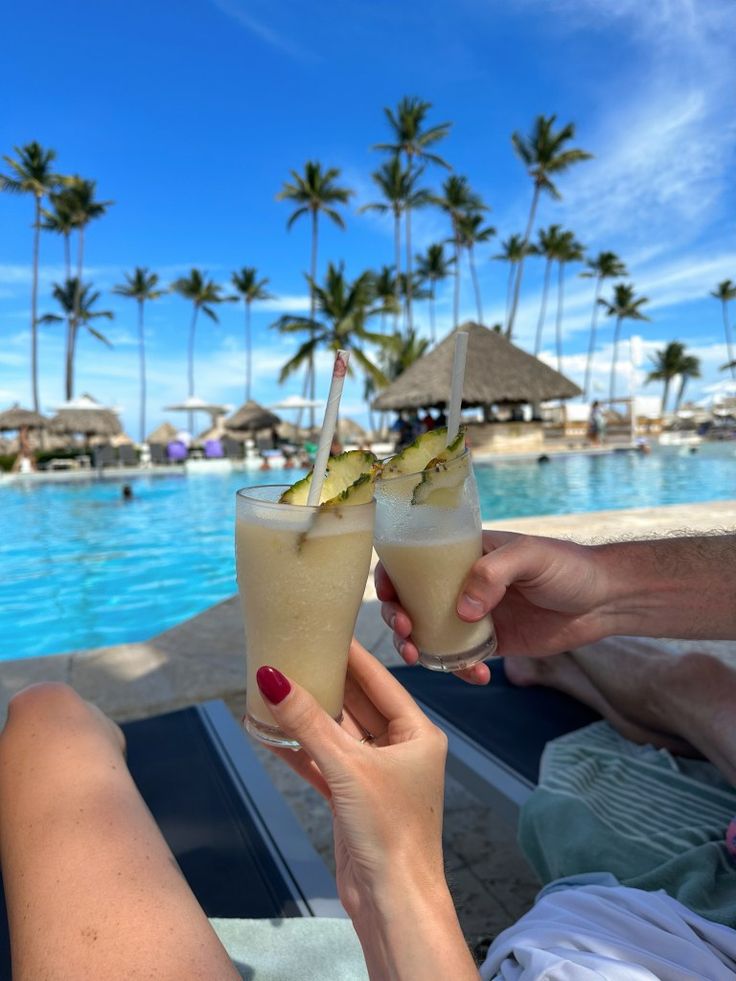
[163,396,231,435]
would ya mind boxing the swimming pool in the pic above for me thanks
[2,444,734,660]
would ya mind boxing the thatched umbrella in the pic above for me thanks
[49,394,122,439]
[0,404,49,431]
[146,421,178,445]
[225,400,281,433]
[337,417,368,441]
[372,322,581,411]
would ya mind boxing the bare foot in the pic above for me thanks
[504,653,698,756]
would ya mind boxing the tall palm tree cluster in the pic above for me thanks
[3,107,733,438]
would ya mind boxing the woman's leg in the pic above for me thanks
[0,683,239,981]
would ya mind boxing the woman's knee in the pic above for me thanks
[2,683,91,742]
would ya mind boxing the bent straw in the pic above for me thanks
[446,331,469,445]
[306,349,350,506]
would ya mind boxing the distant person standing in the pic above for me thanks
[587,400,606,446]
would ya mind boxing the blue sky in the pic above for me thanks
[1,0,735,436]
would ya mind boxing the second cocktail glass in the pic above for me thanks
[236,485,375,748]
[374,450,497,671]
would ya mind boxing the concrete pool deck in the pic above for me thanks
[1,497,735,947]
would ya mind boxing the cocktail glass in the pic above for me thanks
[374,450,497,671]
[235,485,375,748]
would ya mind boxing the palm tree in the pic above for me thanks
[170,269,226,431]
[529,225,565,356]
[507,115,592,341]
[375,97,451,331]
[62,177,113,339]
[231,268,273,403]
[41,187,78,280]
[360,157,430,329]
[0,142,60,410]
[276,162,353,426]
[553,231,585,373]
[645,341,691,414]
[272,263,389,396]
[39,278,113,400]
[599,283,650,404]
[456,211,496,326]
[580,252,628,400]
[112,268,164,442]
[380,326,430,382]
[416,244,454,344]
[433,176,485,329]
[710,280,736,380]
[494,234,529,334]
[372,265,400,332]
[673,354,701,412]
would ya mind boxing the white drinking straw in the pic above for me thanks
[306,349,351,506]
[446,331,469,445]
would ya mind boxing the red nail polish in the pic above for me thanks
[256,666,291,704]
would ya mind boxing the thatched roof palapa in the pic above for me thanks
[225,400,281,432]
[0,404,49,431]
[49,394,122,437]
[372,322,581,411]
[146,421,178,445]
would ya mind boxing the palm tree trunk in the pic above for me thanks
[469,246,483,325]
[31,195,41,412]
[245,300,252,402]
[138,299,146,443]
[555,261,565,373]
[405,151,414,332]
[674,375,687,412]
[308,210,319,431]
[583,276,603,400]
[609,315,623,404]
[722,301,735,380]
[453,232,461,329]
[188,306,199,433]
[63,232,71,281]
[534,259,553,356]
[504,264,515,334]
[393,208,401,333]
[661,378,671,415]
[65,324,75,401]
[429,285,436,345]
[507,183,541,341]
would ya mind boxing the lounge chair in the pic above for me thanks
[166,440,188,463]
[389,658,600,826]
[118,444,138,467]
[204,438,225,459]
[92,444,117,469]
[149,442,168,465]
[0,700,343,977]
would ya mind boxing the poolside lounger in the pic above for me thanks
[0,700,343,977]
[390,658,601,827]
[118,444,138,467]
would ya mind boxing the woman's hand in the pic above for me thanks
[256,641,477,980]
[377,531,611,680]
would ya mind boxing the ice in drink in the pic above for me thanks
[236,484,375,747]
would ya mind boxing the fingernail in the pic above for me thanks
[390,614,396,631]
[393,637,405,656]
[256,666,291,704]
[458,594,485,619]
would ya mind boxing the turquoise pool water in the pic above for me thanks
[2,444,734,660]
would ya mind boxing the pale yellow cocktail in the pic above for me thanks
[374,449,497,671]
[236,485,375,747]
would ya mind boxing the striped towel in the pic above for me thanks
[518,721,736,927]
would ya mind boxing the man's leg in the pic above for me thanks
[0,683,240,981]
[505,645,736,785]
